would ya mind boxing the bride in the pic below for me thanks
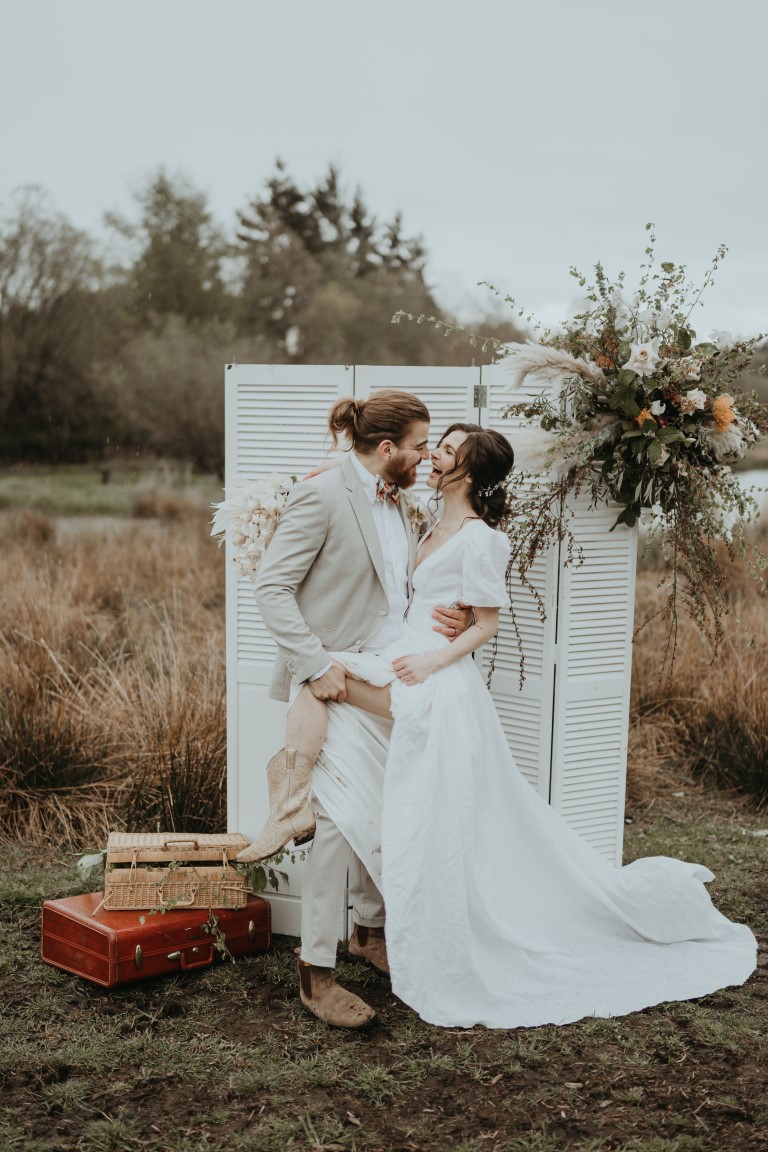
[256,424,757,1029]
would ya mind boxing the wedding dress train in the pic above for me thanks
[311,519,756,1028]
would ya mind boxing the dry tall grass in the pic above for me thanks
[0,507,226,848]
[629,541,768,807]
[1,507,766,851]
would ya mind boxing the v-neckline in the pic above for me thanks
[414,518,479,573]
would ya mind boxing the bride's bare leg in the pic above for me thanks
[344,678,392,719]
[286,685,328,764]
[283,675,392,763]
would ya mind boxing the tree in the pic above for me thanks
[107,170,231,327]
[235,163,523,366]
[0,188,117,461]
[102,316,271,475]
[235,163,448,363]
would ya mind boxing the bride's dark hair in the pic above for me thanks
[435,423,515,530]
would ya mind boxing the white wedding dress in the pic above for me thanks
[311,518,757,1028]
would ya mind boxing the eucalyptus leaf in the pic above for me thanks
[656,427,685,444]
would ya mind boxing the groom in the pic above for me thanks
[252,390,469,1028]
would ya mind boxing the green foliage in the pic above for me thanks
[0,188,121,462]
[0,163,523,468]
[236,161,434,362]
[106,169,232,327]
[493,232,768,677]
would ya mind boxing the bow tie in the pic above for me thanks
[375,476,400,505]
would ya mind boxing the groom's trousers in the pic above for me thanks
[299,796,384,968]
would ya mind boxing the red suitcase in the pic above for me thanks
[41,890,271,988]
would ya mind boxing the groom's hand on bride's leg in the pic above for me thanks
[308,661,348,702]
[432,602,474,640]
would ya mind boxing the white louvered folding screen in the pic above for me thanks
[225,363,638,938]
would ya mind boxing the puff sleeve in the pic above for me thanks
[461,525,510,607]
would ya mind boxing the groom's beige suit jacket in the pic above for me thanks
[254,454,420,702]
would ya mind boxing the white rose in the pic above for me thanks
[710,329,734,350]
[685,361,701,382]
[623,340,661,377]
[650,400,666,416]
[651,445,670,468]
[679,388,707,415]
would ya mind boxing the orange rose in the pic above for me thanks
[711,394,735,430]
[637,408,655,427]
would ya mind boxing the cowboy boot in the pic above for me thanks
[298,959,376,1029]
[348,924,390,976]
[236,748,315,862]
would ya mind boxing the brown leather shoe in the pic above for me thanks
[347,924,390,977]
[298,959,376,1029]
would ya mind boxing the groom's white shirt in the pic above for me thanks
[349,453,408,652]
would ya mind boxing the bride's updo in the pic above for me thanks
[437,423,515,530]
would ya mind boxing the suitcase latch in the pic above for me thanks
[248,920,256,943]
[134,945,143,970]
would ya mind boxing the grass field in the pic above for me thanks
[1,469,767,1150]
[2,789,766,1152]
[0,462,223,518]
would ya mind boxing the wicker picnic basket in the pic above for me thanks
[103,832,250,912]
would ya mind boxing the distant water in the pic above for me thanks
[735,469,768,506]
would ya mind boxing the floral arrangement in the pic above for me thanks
[210,473,296,578]
[394,227,768,673]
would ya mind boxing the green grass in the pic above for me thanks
[2,786,766,1152]
[0,462,222,517]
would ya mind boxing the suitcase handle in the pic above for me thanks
[161,837,199,851]
[167,945,214,971]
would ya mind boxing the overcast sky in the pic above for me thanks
[2,0,766,337]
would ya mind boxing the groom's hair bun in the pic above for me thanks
[328,391,430,452]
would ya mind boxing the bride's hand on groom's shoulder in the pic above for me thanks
[302,460,342,481]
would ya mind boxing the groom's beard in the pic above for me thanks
[383,451,422,489]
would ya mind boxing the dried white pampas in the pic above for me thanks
[499,343,604,393]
